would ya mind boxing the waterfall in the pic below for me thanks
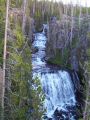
[32,26,77,120]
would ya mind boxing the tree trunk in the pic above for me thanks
[22,0,27,34]
[70,3,74,45]
[79,2,82,28]
[2,0,9,119]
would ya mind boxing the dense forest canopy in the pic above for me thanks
[0,0,90,120]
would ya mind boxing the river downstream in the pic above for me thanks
[32,26,78,120]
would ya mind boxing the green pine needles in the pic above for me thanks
[4,25,45,120]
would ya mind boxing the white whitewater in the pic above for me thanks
[32,25,76,120]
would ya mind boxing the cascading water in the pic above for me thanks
[32,25,77,120]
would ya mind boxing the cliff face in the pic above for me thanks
[46,15,88,72]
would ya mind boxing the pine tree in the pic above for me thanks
[2,0,45,119]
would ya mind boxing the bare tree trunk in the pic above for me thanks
[85,1,88,16]
[83,3,90,119]
[79,2,82,28]
[70,3,74,45]
[58,1,63,20]
[83,63,90,120]
[2,0,9,119]
[33,0,35,16]
[22,0,27,34]
[65,5,69,47]
[51,0,54,15]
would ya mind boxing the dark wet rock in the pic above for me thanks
[70,48,79,72]
[43,115,48,119]
[71,55,79,71]
[43,24,49,36]
[53,105,80,120]
[54,109,62,117]
[31,47,38,53]
[48,118,52,120]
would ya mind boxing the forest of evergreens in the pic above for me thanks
[0,0,90,120]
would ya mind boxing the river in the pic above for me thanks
[32,25,78,120]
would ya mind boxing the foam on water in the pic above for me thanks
[32,27,76,119]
